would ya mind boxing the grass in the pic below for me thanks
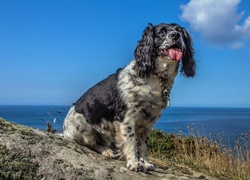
[148,128,250,180]
[43,106,69,133]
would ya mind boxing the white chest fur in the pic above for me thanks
[118,59,179,111]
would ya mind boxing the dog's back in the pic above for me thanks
[74,70,121,124]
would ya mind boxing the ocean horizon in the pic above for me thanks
[0,105,249,148]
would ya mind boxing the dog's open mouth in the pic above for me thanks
[159,46,183,61]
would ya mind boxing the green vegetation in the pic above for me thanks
[0,144,38,179]
[148,129,250,180]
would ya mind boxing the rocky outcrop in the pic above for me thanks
[0,118,217,180]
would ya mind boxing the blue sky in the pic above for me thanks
[0,0,250,107]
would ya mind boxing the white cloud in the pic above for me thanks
[180,0,250,46]
[236,16,250,39]
[230,42,244,49]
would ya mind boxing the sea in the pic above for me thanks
[0,105,249,148]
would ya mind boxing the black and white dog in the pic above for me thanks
[63,23,196,172]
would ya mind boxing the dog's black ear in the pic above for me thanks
[134,23,155,78]
[181,29,196,77]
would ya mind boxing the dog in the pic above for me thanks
[63,23,196,172]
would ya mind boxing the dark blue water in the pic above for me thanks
[0,105,249,147]
[0,105,70,131]
[155,107,250,137]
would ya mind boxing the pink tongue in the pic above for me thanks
[168,48,183,61]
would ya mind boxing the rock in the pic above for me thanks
[0,118,217,180]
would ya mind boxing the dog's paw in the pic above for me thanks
[101,148,116,158]
[140,158,156,171]
[126,158,156,172]
[126,160,145,172]
[144,161,156,171]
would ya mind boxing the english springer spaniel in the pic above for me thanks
[63,23,196,172]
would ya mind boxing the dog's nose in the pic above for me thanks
[169,31,180,40]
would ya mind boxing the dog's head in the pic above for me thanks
[134,23,196,78]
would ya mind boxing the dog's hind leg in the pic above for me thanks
[63,106,115,157]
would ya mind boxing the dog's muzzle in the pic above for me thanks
[159,31,184,61]
[159,47,183,61]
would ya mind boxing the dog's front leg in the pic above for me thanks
[120,110,145,171]
[138,131,156,171]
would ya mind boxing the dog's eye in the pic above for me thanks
[159,30,166,36]
[175,26,184,34]
[175,27,181,32]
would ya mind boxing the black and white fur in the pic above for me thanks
[63,23,196,172]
